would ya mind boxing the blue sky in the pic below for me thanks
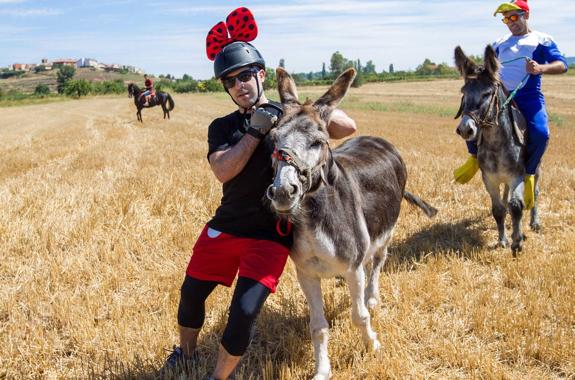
[1,0,573,79]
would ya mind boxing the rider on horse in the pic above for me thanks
[141,74,155,106]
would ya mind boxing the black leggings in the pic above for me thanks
[178,275,270,356]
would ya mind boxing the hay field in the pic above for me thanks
[1,76,574,379]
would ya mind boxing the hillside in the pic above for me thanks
[0,68,145,94]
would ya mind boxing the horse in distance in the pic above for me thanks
[127,83,175,122]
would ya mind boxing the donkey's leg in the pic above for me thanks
[530,171,541,232]
[365,246,389,310]
[296,269,330,380]
[346,265,381,351]
[483,174,507,247]
[509,177,525,256]
[502,184,510,203]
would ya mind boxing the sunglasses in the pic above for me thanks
[222,68,258,89]
[502,12,524,24]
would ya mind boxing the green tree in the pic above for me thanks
[468,54,484,65]
[34,84,50,96]
[264,68,277,91]
[201,78,224,92]
[279,58,285,68]
[436,63,458,76]
[182,74,192,81]
[174,79,199,93]
[57,66,76,93]
[363,60,376,74]
[352,60,364,88]
[389,64,394,74]
[415,58,436,75]
[330,51,346,77]
[93,80,125,94]
[321,62,326,79]
[64,79,91,98]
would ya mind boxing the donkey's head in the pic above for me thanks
[454,45,500,141]
[266,67,356,216]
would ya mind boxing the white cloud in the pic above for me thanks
[0,8,61,16]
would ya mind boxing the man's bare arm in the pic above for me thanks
[327,109,357,139]
[209,134,262,183]
[526,59,568,75]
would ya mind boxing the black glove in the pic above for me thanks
[246,107,278,139]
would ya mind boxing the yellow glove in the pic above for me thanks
[454,156,479,184]
[524,174,535,210]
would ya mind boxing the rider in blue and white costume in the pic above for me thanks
[454,0,568,210]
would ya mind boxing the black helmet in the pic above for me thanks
[214,41,265,79]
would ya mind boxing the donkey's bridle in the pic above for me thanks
[272,146,328,193]
[455,82,501,129]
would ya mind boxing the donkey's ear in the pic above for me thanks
[276,67,299,108]
[483,45,500,81]
[454,46,477,77]
[313,67,356,120]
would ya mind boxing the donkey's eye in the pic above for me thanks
[310,140,322,148]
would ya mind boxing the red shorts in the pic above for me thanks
[186,225,290,293]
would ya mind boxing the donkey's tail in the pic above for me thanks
[403,191,438,218]
[167,94,175,111]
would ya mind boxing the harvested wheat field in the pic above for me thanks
[1,76,574,379]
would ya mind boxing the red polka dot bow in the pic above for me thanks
[206,7,258,61]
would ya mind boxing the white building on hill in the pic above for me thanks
[77,58,99,69]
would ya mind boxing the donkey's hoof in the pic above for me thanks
[530,222,541,232]
[312,371,331,380]
[367,297,379,310]
[497,239,508,248]
[370,338,382,352]
[511,243,523,257]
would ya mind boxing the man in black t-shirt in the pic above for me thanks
[161,11,356,379]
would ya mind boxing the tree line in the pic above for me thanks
[1,52,467,102]
[158,51,462,94]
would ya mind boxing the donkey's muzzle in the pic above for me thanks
[266,184,300,214]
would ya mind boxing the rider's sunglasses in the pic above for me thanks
[502,12,524,24]
[222,68,258,89]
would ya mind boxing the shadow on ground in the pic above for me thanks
[388,216,488,269]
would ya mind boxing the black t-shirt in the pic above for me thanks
[206,101,292,248]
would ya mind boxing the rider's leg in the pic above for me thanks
[142,90,150,106]
[454,141,479,184]
[516,98,549,210]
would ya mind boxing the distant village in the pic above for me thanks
[8,58,145,74]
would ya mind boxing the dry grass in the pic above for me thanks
[1,76,574,380]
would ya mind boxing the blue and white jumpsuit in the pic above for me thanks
[466,30,568,175]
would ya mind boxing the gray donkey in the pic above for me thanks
[454,45,540,255]
[266,67,437,380]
